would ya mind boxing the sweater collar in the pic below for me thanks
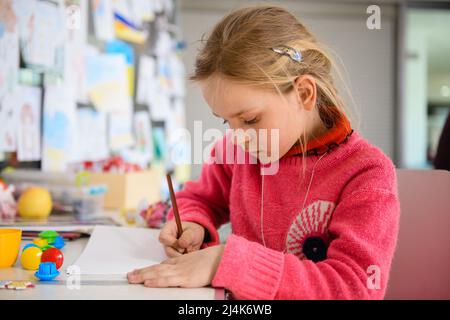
[284,110,353,157]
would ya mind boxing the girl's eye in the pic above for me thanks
[243,117,258,125]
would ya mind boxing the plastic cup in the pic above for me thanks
[0,229,22,268]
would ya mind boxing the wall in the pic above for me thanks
[178,0,398,178]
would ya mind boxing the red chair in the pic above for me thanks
[385,169,450,299]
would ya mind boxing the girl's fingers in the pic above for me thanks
[127,265,160,283]
[159,225,178,246]
[178,229,195,248]
[159,221,205,252]
[161,257,179,265]
[165,245,182,258]
[144,275,185,288]
[127,264,176,284]
[185,245,196,253]
[127,269,149,284]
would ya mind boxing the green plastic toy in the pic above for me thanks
[39,230,59,245]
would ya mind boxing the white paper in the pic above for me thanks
[63,0,89,103]
[0,92,19,152]
[138,55,171,121]
[42,85,78,171]
[136,55,156,105]
[91,0,115,41]
[154,31,172,58]
[133,110,153,160]
[13,0,36,38]
[17,0,65,68]
[75,108,109,161]
[0,0,20,100]
[108,112,135,151]
[16,85,41,161]
[85,53,132,113]
[169,53,186,97]
[166,98,189,165]
[149,91,171,121]
[119,111,153,168]
[70,226,167,276]
[130,0,155,22]
[64,0,88,44]
[166,98,186,134]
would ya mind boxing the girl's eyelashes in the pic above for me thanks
[243,117,258,125]
[221,117,258,125]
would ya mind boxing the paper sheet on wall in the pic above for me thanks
[16,85,41,161]
[75,108,109,161]
[119,111,153,168]
[42,85,77,171]
[0,0,20,101]
[169,54,186,98]
[69,226,167,276]
[63,0,89,103]
[85,53,132,113]
[166,98,190,169]
[136,55,156,105]
[130,0,155,22]
[64,0,88,43]
[105,40,135,96]
[137,55,171,121]
[134,111,153,158]
[91,0,115,41]
[154,31,172,58]
[108,112,135,151]
[149,91,171,121]
[0,92,18,152]
[14,0,65,69]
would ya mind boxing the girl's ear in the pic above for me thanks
[293,75,317,111]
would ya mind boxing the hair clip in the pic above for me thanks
[271,46,302,63]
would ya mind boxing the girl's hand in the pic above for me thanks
[127,245,224,288]
[159,220,206,257]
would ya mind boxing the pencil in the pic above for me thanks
[166,173,183,239]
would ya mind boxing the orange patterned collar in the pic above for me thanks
[285,111,353,157]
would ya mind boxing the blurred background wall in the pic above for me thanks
[178,0,449,178]
[179,0,398,178]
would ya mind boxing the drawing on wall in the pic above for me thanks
[16,85,41,161]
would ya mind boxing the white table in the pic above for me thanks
[0,237,224,300]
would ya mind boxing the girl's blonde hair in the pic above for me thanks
[190,5,353,158]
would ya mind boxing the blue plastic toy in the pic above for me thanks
[52,236,65,249]
[34,262,60,281]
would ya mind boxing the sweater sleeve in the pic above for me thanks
[167,137,233,247]
[212,159,400,300]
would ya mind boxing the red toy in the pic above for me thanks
[41,248,64,270]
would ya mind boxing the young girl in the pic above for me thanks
[127,5,400,300]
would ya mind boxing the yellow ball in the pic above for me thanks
[18,187,53,219]
[32,238,48,247]
[21,247,42,270]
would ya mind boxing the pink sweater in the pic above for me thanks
[167,131,400,300]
